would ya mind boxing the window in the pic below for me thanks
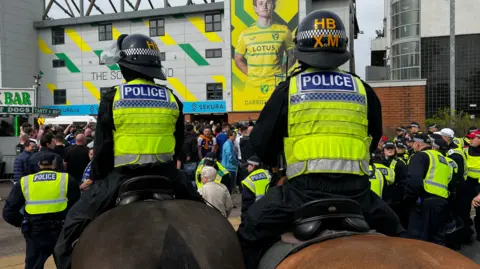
[52,59,66,68]
[206,83,223,100]
[392,24,420,40]
[52,28,65,45]
[53,89,67,105]
[205,49,222,58]
[160,52,166,61]
[98,24,113,41]
[149,19,165,37]
[205,13,222,32]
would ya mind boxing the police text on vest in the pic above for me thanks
[121,84,169,101]
[300,72,355,91]
[33,173,57,182]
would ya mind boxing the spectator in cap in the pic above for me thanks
[394,127,407,143]
[428,124,438,136]
[195,152,232,191]
[464,127,478,147]
[241,156,271,221]
[405,131,455,246]
[377,135,389,151]
[408,122,420,136]
[3,152,80,269]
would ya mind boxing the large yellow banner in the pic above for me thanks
[231,0,299,111]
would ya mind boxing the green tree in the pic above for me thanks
[426,108,480,136]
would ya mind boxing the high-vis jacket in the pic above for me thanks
[375,162,395,185]
[195,159,229,189]
[241,169,271,201]
[423,150,454,199]
[447,148,467,180]
[20,171,68,214]
[453,137,464,150]
[112,78,180,167]
[465,147,480,180]
[285,68,371,179]
[369,165,384,198]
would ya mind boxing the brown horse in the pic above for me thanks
[274,234,478,269]
[72,200,244,269]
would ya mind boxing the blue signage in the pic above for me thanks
[182,101,227,114]
[42,104,99,116]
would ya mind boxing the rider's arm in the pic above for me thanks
[171,93,185,160]
[91,89,116,181]
[241,186,255,217]
[250,80,289,168]
[363,81,383,154]
[66,176,81,210]
[2,183,24,227]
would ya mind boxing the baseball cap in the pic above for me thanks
[434,128,455,138]
[383,141,396,149]
[380,136,388,142]
[466,130,480,139]
[409,122,420,128]
[396,126,407,132]
[204,152,217,166]
[39,152,56,166]
[413,132,431,144]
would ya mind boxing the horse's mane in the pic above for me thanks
[160,225,201,269]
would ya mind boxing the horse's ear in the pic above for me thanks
[160,225,201,269]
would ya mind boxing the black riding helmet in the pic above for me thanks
[294,10,351,69]
[115,34,166,80]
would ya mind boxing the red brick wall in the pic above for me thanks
[228,112,260,123]
[372,85,426,135]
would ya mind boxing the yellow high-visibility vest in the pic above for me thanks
[112,78,179,167]
[20,171,68,214]
[195,159,229,189]
[368,165,384,198]
[423,150,454,199]
[241,169,271,201]
[464,147,480,180]
[285,68,371,179]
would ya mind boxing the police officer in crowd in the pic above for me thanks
[237,10,404,269]
[405,133,455,246]
[195,152,231,190]
[394,126,407,143]
[395,139,410,163]
[240,156,271,219]
[408,122,420,137]
[369,161,386,199]
[3,153,80,269]
[462,129,480,241]
[427,124,437,136]
[54,33,202,269]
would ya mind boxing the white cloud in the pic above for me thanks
[48,0,382,79]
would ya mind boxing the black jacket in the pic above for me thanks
[27,148,64,174]
[3,171,80,227]
[13,151,32,182]
[91,84,185,181]
[250,74,383,169]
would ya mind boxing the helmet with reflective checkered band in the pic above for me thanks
[100,33,166,80]
[294,10,351,69]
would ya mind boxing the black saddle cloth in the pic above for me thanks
[116,175,175,206]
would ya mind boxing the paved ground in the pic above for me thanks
[0,182,477,268]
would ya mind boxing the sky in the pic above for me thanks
[48,0,385,79]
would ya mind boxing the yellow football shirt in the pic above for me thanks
[235,23,294,95]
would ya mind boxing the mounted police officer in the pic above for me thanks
[53,33,202,269]
[3,153,80,269]
[236,10,404,269]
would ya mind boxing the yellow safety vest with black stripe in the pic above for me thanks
[368,165,384,198]
[195,159,229,189]
[374,162,395,185]
[241,169,271,201]
[285,68,371,179]
[423,150,454,199]
[20,171,68,215]
[447,148,467,180]
[464,147,480,180]
[112,79,179,167]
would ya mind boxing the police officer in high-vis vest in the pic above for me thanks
[369,164,386,199]
[241,156,271,219]
[3,153,80,269]
[405,133,455,246]
[54,33,202,269]
[237,10,404,269]
[195,152,231,190]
